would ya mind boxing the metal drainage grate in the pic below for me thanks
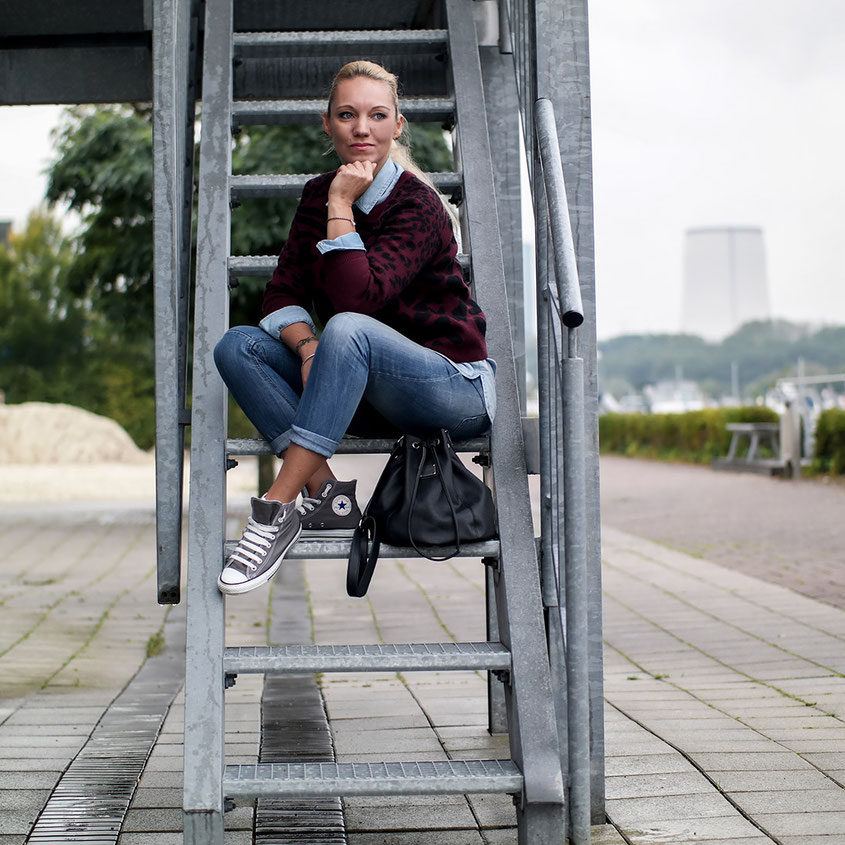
[254,675,347,844]
[253,559,347,844]
[27,612,186,844]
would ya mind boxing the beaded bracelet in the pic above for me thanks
[327,216,355,227]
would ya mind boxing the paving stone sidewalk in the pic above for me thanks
[601,454,845,609]
[602,526,845,843]
[2,455,844,843]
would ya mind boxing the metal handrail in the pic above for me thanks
[533,95,591,843]
[535,98,584,330]
[504,0,602,837]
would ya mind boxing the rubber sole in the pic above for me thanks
[218,523,303,595]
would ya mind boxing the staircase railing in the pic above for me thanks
[499,0,604,838]
[152,1,600,840]
[535,96,591,845]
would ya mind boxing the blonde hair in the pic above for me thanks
[327,60,458,228]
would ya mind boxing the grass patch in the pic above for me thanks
[146,630,165,658]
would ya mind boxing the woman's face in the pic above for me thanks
[323,77,404,173]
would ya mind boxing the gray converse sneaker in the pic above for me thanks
[297,479,362,535]
[218,497,302,595]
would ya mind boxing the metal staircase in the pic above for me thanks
[152,1,603,843]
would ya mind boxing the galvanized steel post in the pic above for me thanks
[535,95,590,843]
[152,0,196,605]
[563,347,591,843]
[182,0,232,839]
[480,45,526,413]
[445,1,566,837]
[534,0,605,822]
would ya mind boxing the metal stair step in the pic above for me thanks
[232,97,455,127]
[233,5,436,33]
[226,435,487,457]
[224,759,522,799]
[230,172,461,200]
[223,537,499,561]
[233,29,449,57]
[224,642,511,674]
[228,251,470,282]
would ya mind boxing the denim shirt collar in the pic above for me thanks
[354,158,404,214]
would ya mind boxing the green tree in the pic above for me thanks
[599,320,845,398]
[0,210,83,399]
[47,106,155,336]
[0,210,157,448]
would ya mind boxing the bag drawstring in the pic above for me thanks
[407,438,462,561]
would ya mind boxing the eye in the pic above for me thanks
[337,110,355,119]
[372,112,389,121]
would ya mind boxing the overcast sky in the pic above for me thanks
[589,0,845,338]
[1,0,843,340]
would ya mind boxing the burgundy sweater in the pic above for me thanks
[262,170,488,363]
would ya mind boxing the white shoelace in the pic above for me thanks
[228,517,280,572]
[297,496,320,516]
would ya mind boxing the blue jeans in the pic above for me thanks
[214,312,492,458]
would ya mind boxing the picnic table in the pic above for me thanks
[713,422,786,475]
[724,422,780,461]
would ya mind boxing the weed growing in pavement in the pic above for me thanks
[146,631,165,657]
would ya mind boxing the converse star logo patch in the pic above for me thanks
[332,495,352,516]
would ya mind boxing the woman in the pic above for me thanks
[214,60,496,594]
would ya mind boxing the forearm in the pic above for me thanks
[326,198,356,240]
[280,322,318,360]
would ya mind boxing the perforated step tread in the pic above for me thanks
[228,251,470,282]
[224,641,511,674]
[224,759,522,799]
[222,537,499,561]
[233,29,449,54]
[226,434,487,456]
[230,171,461,200]
[232,97,455,126]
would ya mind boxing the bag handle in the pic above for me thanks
[407,435,462,561]
[346,515,380,597]
[345,436,403,598]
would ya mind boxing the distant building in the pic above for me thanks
[681,227,770,341]
[643,379,707,414]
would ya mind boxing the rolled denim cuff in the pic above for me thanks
[268,429,292,457]
[289,424,338,459]
[259,305,316,340]
[316,232,366,254]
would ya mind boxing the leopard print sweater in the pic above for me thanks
[262,170,488,363]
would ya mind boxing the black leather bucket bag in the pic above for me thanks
[346,430,497,597]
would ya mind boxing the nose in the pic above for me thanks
[352,115,369,136]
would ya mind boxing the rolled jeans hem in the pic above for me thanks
[289,424,338,459]
[269,431,292,456]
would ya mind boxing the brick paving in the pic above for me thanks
[601,526,845,842]
[600,455,845,609]
[0,505,169,843]
[2,454,845,842]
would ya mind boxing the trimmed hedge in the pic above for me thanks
[813,409,845,475]
[599,406,779,464]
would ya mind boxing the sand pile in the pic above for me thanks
[0,402,149,464]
